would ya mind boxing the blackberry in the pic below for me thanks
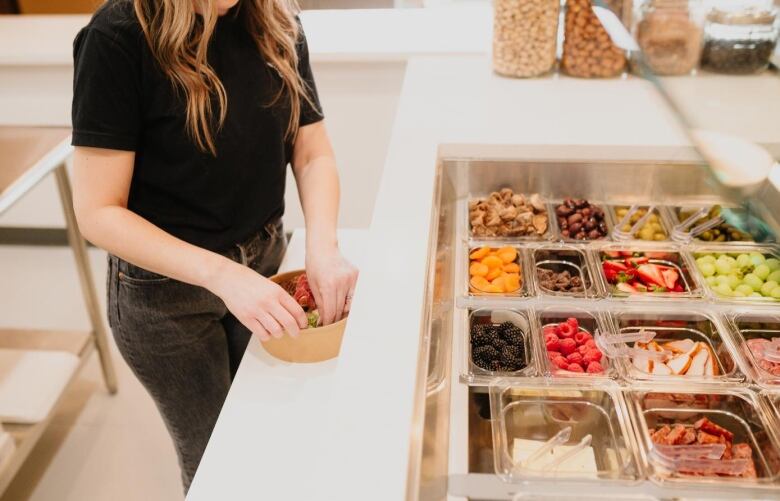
[484,328,501,347]
[501,345,521,363]
[489,359,502,372]
[471,325,491,347]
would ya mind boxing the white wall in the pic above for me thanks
[0,60,406,231]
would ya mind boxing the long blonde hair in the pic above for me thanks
[133,0,313,155]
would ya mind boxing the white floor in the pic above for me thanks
[0,246,183,501]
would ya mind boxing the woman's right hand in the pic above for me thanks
[206,259,308,341]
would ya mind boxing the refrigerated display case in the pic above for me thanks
[408,152,780,500]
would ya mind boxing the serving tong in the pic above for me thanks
[650,440,751,476]
[595,329,668,363]
[512,426,593,474]
[612,205,657,241]
[670,207,724,243]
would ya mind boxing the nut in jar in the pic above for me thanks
[562,0,627,78]
[493,0,561,78]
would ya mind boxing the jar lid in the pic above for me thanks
[707,7,777,25]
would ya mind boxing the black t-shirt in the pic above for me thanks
[71,0,323,251]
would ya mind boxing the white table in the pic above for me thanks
[187,228,367,501]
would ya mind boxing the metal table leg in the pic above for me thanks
[54,164,118,394]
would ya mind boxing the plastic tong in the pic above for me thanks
[671,207,724,243]
[512,426,593,474]
[612,205,656,241]
[595,329,668,362]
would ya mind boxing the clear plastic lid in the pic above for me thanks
[489,379,640,484]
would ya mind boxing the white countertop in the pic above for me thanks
[0,5,490,65]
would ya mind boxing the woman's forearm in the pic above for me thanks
[79,204,231,290]
[294,153,340,252]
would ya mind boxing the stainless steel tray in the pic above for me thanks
[409,153,780,501]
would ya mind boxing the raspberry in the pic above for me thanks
[567,363,584,373]
[587,361,604,374]
[543,325,558,336]
[584,349,603,363]
[546,338,560,353]
[585,340,598,350]
[559,338,577,355]
[557,322,576,339]
[566,317,579,330]
[574,331,592,346]
[553,356,569,369]
[578,345,590,356]
[566,352,583,365]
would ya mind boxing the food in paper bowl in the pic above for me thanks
[602,250,685,295]
[469,246,522,294]
[262,269,347,363]
[543,318,605,375]
[695,251,780,300]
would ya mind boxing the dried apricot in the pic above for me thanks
[470,276,490,292]
[503,263,521,273]
[469,262,489,277]
[485,266,503,281]
[469,247,490,260]
[504,273,521,292]
[497,247,518,264]
[491,276,506,291]
[482,284,503,293]
[482,255,503,270]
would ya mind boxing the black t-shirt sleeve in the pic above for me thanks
[296,24,324,127]
[71,26,142,151]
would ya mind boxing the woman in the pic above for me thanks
[70,0,357,491]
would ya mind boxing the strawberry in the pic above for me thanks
[603,260,629,273]
[566,352,583,365]
[574,331,592,346]
[553,356,569,370]
[625,256,649,267]
[557,322,576,339]
[567,363,585,373]
[617,282,638,293]
[604,251,622,258]
[637,264,667,288]
[661,268,679,290]
[604,268,618,282]
[559,338,577,355]
[672,283,684,293]
[620,250,634,257]
[587,361,605,374]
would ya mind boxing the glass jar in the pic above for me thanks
[634,0,704,75]
[561,0,628,78]
[701,3,779,74]
[493,0,561,78]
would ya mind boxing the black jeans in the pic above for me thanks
[106,221,286,492]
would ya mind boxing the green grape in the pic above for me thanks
[736,254,752,268]
[699,262,716,277]
[715,275,731,286]
[715,261,733,275]
[772,287,780,299]
[751,292,763,298]
[698,254,717,264]
[714,283,733,296]
[750,252,767,266]
[766,258,780,271]
[744,273,764,291]
[761,281,779,296]
[769,270,780,283]
[706,276,718,286]
[726,274,741,289]
[755,264,771,280]
[735,284,755,296]
[733,290,747,297]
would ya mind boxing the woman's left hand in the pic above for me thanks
[306,246,358,326]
